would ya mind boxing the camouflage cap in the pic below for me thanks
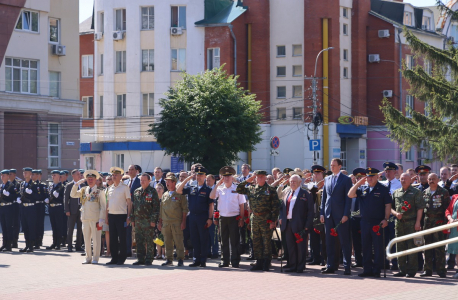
[165,172,178,182]
[254,170,268,176]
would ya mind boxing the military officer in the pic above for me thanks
[348,168,391,277]
[236,170,280,271]
[308,165,326,266]
[413,165,431,271]
[420,173,450,278]
[131,173,160,266]
[8,169,21,248]
[60,170,69,247]
[0,169,18,252]
[176,166,214,267]
[391,172,425,277]
[157,173,188,267]
[46,170,66,250]
[19,167,39,253]
[349,168,366,268]
[32,169,48,249]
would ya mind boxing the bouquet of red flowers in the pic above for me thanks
[401,201,411,213]
[213,211,220,219]
[266,219,274,224]
[330,222,342,237]
[244,210,249,218]
[236,215,242,221]
[314,228,321,234]
[245,218,250,224]
[372,223,383,236]
[294,230,306,243]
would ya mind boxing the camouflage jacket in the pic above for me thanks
[422,186,450,219]
[236,181,280,220]
[392,185,425,220]
[131,185,160,224]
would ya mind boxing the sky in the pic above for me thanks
[78,0,443,23]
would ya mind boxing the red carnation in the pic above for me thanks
[436,220,444,225]
[266,219,273,224]
[245,218,250,224]
[372,225,380,233]
[401,206,407,211]
[330,228,338,237]
[213,211,220,219]
[376,232,381,236]
[443,229,449,234]
[296,238,304,244]
[407,204,411,209]
[314,228,321,234]
[294,233,301,239]
[236,216,241,221]
[244,210,249,217]
[404,201,408,205]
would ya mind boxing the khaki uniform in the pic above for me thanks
[160,190,188,261]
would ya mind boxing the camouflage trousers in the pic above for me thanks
[395,219,417,275]
[424,216,447,275]
[251,215,274,260]
[135,220,156,263]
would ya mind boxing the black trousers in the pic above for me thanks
[285,221,307,271]
[310,227,321,262]
[350,217,362,265]
[12,203,20,241]
[21,205,36,242]
[0,205,14,243]
[109,213,127,263]
[67,212,83,248]
[220,216,240,264]
[49,205,64,241]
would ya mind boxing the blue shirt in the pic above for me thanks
[356,182,391,221]
[182,183,213,214]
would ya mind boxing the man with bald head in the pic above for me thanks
[390,173,425,278]
[420,173,450,278]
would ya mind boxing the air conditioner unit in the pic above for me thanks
[171,27,183,35]
[383,90,393,98]
[52,45,66,56]
[368,54,380,63]
[448,36,455,43]
[378,29,390,38]
[113,31,124,40]
[94,32,103,40]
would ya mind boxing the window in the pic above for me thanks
[404,12,412,26]
[49,18,59,43]
[141,7,154,30]
[293,107,303,120]
[82,96,94,118]
[406,146,413,161]
[142,93,154,116]
[424,102,429,117]
[293,65,302,77]
[276,66,286,77]
[343,49,348,61]
[277,108,286,120]
[207,48,220,70]
[116,154,125,170]
[277,86,286,98]
[85,157,94,170]
[343,67,348,79]
[422,16,431,30]
[343,7,348,18]
[424,59,432,75]
[15,10,39,32]
[82,55,94,77]
[277,46,286,57]
[343,23,348,35]
[48,124,60,168]
[142,49,154,71]
[293,85,302,98]
[117,94,126,117]
[100,54,104,75]
[116,51,126,73]
[99,12,104,33]
[406,95,414,118]
[292,45,302,56]
[171,48,186,71]
[115,8,126,31]
[99,95,103,118]
[171,6,186,29]
[49,72,60,97]
[406,54,414,70]
[5,57,38,94]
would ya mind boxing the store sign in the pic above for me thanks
[337,116,368,126]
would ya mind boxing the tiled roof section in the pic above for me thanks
[79,16,93,34]
[195,1,247,26]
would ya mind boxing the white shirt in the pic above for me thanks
[286,186,301,219]
[106,182,131,214]
[214,184,246,217]
[150,177,162,188]
[380,178,401,194]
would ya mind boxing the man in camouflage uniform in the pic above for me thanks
[131,173,160,266]
[420,173,450,278]
[391,173,425,277]
[237,170,280,271]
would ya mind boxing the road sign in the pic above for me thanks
[270,150,279,156]
[271,136,280,149]
[309,139,321,151]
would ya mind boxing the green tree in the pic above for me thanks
[380,2,458,161]
[148,66,263,173]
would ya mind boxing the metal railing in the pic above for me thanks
[386,222,458,260]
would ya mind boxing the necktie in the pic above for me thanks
[387,181,391,195]
[331,176,337,193]
[89,187,92,194]
[286,192,293,218]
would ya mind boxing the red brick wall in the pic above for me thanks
[4,112,37,170]
[79,33,94,128]
[0,0,26,66]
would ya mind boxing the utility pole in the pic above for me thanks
[305,47,333,165]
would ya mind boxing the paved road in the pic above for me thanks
[0,217,457,299]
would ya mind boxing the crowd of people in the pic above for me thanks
[1,160,458,279]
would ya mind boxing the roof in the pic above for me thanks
[195,1,247,26]
[79,16,94,34]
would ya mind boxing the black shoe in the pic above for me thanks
[246,255,255,261]
[178,259,184,266]
[81,253,86,256]
[285,267,297,273]
[67,247,73,252]
[296,269,304,273]
[447,265,455,270]
[116,261,125,265]
[211,254,219,259]
[390,264,399,271]
[358,272,373,277]
[321,267,327,271]
[46,244,56,250]
[419,271,432,277]
[306,257,313,263]
[207,254,212,259]
[309,261,321,265]
[351,263,362,268]
[27,247,34,253]
[33,245,40,250]
[263,259,271,271]
[105,260,118,265]
[250,259,264,271]
[75,247,84,252]
[219,263,229,268]
[145,261,152,266]
[200,262,206,267]
[189,262,201,267]
[393,272,406,277]
[438,273,446,278]
[161,260,173,266]
[321,268,335,274]
[0,246,6,252]
[283,264,294,269]
[373,273,381,278]
[12,241,18,248]
[344,269,351,275]
[55,244,61,250]
[320,262,326,266]
[133,261,145,265]
[232,263,240,268]
[406,273,416,278]
[19,247,28,252]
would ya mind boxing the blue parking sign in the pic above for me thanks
[309,140,321,151]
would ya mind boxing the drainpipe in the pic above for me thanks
[397,27,403,164]
[228,24,237,76]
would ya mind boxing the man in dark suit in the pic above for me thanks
[280,175,314,273]
[320,158,353,275]
[64,169,84,252]
[125,165,141,257]
[151,167,167,191]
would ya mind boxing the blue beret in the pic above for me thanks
[9,169,17,173]
[60,171,66,175]
[79,169,85,173]
[51,170,61,175]
[1,169,10,175]
[62,170,69,174]
[23,167,33,172]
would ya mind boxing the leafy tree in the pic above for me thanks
[148,66,262,173]
[380,2,458,161]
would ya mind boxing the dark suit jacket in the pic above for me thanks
[280,188,314,233]
[127,176,141,197]
[151,177,167,192]
[320,172,352,220]
[64,181,85,214]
